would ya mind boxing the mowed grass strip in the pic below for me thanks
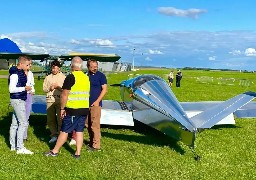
[0,69,255,179]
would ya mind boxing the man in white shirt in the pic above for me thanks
[9,56,34,154]
[168,70,174,87]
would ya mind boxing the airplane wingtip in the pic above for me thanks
[244,91,256,97]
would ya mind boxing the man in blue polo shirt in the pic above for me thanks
[86,59,107,151]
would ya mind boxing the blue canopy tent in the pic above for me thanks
[0,38,22,68]
[0,38,21,53]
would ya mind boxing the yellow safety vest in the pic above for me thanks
[66,71,90,109]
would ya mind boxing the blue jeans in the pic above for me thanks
[9,99,28,150]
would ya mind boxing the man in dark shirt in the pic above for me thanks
[69,59,107,150]
[86,59,107,151]
[176,70,183,87]
[45,56,90,159]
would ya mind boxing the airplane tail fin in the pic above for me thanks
[190,91,256,129]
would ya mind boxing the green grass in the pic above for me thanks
[0,70,8,75]
[0,69,256,179]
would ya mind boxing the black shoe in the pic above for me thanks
[72,154,80,159]
[87,146,101,152]
[86,144,92,149]
[44,150,58,157]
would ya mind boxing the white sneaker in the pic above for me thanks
[49,137,57,143]
[11,147,16,151]
[17,148,34,155]
[69,139,76,146]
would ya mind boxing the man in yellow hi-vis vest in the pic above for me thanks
[45,56,90,159]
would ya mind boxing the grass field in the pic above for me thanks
[0,69,256,179]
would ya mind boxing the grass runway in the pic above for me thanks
[0,69,255,179]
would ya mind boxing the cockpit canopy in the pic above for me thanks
[132,75,162,89]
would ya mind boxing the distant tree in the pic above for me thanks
[32,61,40,66]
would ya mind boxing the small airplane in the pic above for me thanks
[0,52,121,79]
[59,52,121,62]
[0,52,121,62]
[31,74,256,160]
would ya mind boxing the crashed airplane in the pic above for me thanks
[32,74,256,159]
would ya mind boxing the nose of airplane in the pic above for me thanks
[132,75,195,131]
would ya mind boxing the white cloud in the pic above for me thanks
[244,48,256,56]
[158,7,207,19]
[0,35,10,39]
[145,57,152,61]
[224,62,245,68]
[149,49,163,55]
[2,30,256,70]
[70,39,81,45]
[89,39,115,47]
[229,50,242,56]
[208,56,216,61]
[19,41,71,55]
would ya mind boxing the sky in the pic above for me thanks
[1,0,256,70]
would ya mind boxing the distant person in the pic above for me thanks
[8,56,33,154]
[176,70,183,87]
[43,60,66,143]
[69,59,107,152]
[168,70,174,87]
[45,56,90,159]
[23,57,35,141]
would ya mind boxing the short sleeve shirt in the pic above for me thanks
[62,73,75,90]
[88,71,107,106]
[62,72,88,116]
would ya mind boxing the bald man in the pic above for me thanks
[45,56,90,159]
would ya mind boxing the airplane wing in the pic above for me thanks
[59,52,121,62]
[189,91,256,129]
[0,52,50,60]
[101,100,134,126]
[32,96,134,126]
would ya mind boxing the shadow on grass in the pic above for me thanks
[0,112,184,155]
[211,124,240,130]
[29,114,75,154]
[0,112,51,149]
[101,120,185,155]
[0,112,12,148]
[196,124,239,133]
[29,114,48,141]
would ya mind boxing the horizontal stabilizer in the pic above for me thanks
[190,92,256,128]
[234,101,256,118]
